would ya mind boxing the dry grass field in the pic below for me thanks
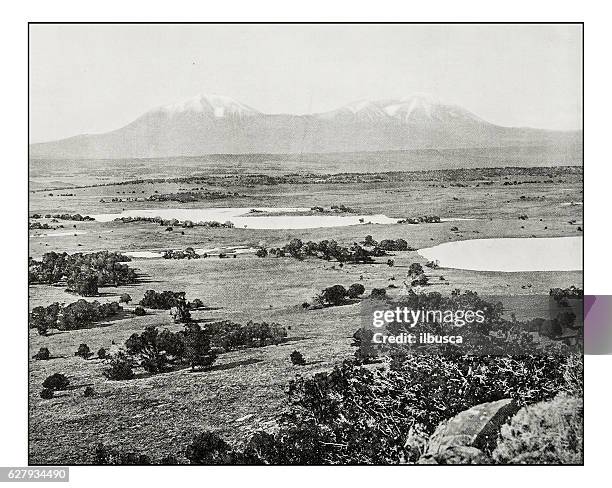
[28,157,583,463]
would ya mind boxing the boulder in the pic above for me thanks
[419,398,520,464]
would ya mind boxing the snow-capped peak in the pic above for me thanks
[317,93,483,124]
[383,94,482,123]
[155,93,260,119]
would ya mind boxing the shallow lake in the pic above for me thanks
[92,207,399,229]
[91,207,473,230]
[417,236,582,272]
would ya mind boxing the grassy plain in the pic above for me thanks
[28,155,582,463]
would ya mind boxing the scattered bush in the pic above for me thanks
[94,443,153,465]
[320,285,348,306]
[32,347,50,360]
[42,373,70,391]
[140,290,187,310]
[119,293,132,304]
[408,263,424,277]
[347,283,365,299]
[185,432,239,464]
[377,239,410,251]
[97,347,107,359]
[83,386,95,397]
[133,306,146,316]
[29,251,137,294]
[75,343,93,359]
[182,323,217,371]
[40,388,54,399]
[370,288,387,300]
[30,300,122,332]
[290,350,306,366]
[206,320,287,352]
[103,352,135,380]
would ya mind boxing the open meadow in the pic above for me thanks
[28,154,583,464]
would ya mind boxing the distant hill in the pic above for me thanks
[30,93,582,160]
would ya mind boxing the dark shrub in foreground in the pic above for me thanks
[97,347,107,359]
[83,386,95,397]
[185,432,239,464]
[42,373,69,391]
[94,443,152,465]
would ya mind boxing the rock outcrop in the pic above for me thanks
[418,398,519,464]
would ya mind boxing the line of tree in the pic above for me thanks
[29,299,122,335]
[28,251,137,296]
[113,216,235,228]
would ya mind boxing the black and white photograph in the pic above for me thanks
[26,22,584,467]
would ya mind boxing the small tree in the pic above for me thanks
[408,263,424,277]
[75,343,93,359]
[347,283,365,299]
[290,350,306,366]
[67,270,99,296]
[170,303,191,324]
[103,352,135,380]
[363,235,377,247]
[42,373,70,391]
[255,248,268,258]
[133,306,146,316]
[97,347,107,359]
[84,386,95,397]
[183,323,217,371]
[32,347,50,360]
[40,388,54,399]
[370,288,387,300]
[411,274,429,287]
[185,432,237,464]
[119,293,132,304]
[321,285,348,306]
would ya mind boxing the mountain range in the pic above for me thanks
[29,93,582,160]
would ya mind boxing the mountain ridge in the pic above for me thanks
[30,93,582,160]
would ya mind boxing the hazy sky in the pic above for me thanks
[29,24,582,143]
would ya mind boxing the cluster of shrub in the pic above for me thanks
[306,283,366,308]
[113,216,235,228]
[396,215,441,224]
[29,222,54,230]
[145,191,244,203]
[29,299,122,335]
[139,290,201,310]
[102,318,286,380]
[92,351,582,464]
[258,238,400,264]
[30,213,94,221]
[28,251,137,296]
[162,247,203,260]
[206,320,287,351]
